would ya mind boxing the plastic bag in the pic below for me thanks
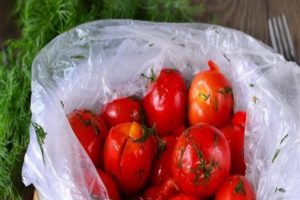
[22,20,300,200]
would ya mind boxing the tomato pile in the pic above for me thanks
[68,60,256,200]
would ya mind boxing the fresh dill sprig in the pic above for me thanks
[143,0,204,22]
[0,0,204,198]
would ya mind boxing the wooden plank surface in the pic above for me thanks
[198,0,300,60]
[0,0,19,46]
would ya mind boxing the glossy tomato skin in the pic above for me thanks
[83,169,119,200]
[172,124,231,199]
[158,179,180,199]
[103,122,154,194]
[169,194,199,200]
[221,124,246,175]
[232,111,247,128]
[215,175,256,200]
[102,97,142,127]
[68,109,108,167]
[143,68,187,137]
[172,125,186,138]
[143,179,179,200]
[143,186,161,200]
[97,170,120,200]
[151,136,177,186]
[188,60,234,127]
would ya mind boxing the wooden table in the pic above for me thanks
[198,0,300,61]
[1,0,300,61]
[0,0,18,46]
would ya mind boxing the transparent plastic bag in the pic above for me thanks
[22,20,300,200]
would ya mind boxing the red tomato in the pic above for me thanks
[142,68,187,137]
[143,179,179,200]
[68,109,108,167]
[151,136,177,186]
[97,170,120,200]
[169,194,199,200]
[215,175,256,200]
[102,97,142,127]
[172,124,231,199]
[143,186,161,200]
[221,124,246,175]
[232,111,247,128]
[172,125,186,138]
[188,60,234,127]
[103,122,154,194]
[83,169,119,200]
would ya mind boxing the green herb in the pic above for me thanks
[75,111,101,136]
[194,172,200,186]
[223,54,230,62]
[194,145,204,160]
[71,55,86,60]
[234,178,246,194]
[133,124,154,143]
[280,134,288,144]
[76,113,92,127]
[145,0,204,22]
[252,96,259,104]
[60,101,64,108]
[157,139,166,159]
[192,143,216,184]
[83,109,97,118]
[203,158,213,182]
[0,0,203,198]
[272,149,281,163]
[275,187,286,193]
[218,87,232,95]
[91,122,100,136]
[31,122,47,164]
[199,92,210,101]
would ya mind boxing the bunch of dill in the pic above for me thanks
[0,0,203,199]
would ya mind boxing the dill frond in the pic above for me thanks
[0,0,204,198]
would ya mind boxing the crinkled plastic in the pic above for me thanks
[22,20,300,200]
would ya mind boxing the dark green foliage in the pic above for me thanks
[101,0,141,18]
[0,0,202,199]
[144,0,204,22]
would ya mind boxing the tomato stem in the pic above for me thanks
[133,124,154,143]
[141,68,156,82]
[208,60,220,71]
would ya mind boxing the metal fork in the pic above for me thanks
[268,15,297,62]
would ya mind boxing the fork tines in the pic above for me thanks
[268,15,296,62]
